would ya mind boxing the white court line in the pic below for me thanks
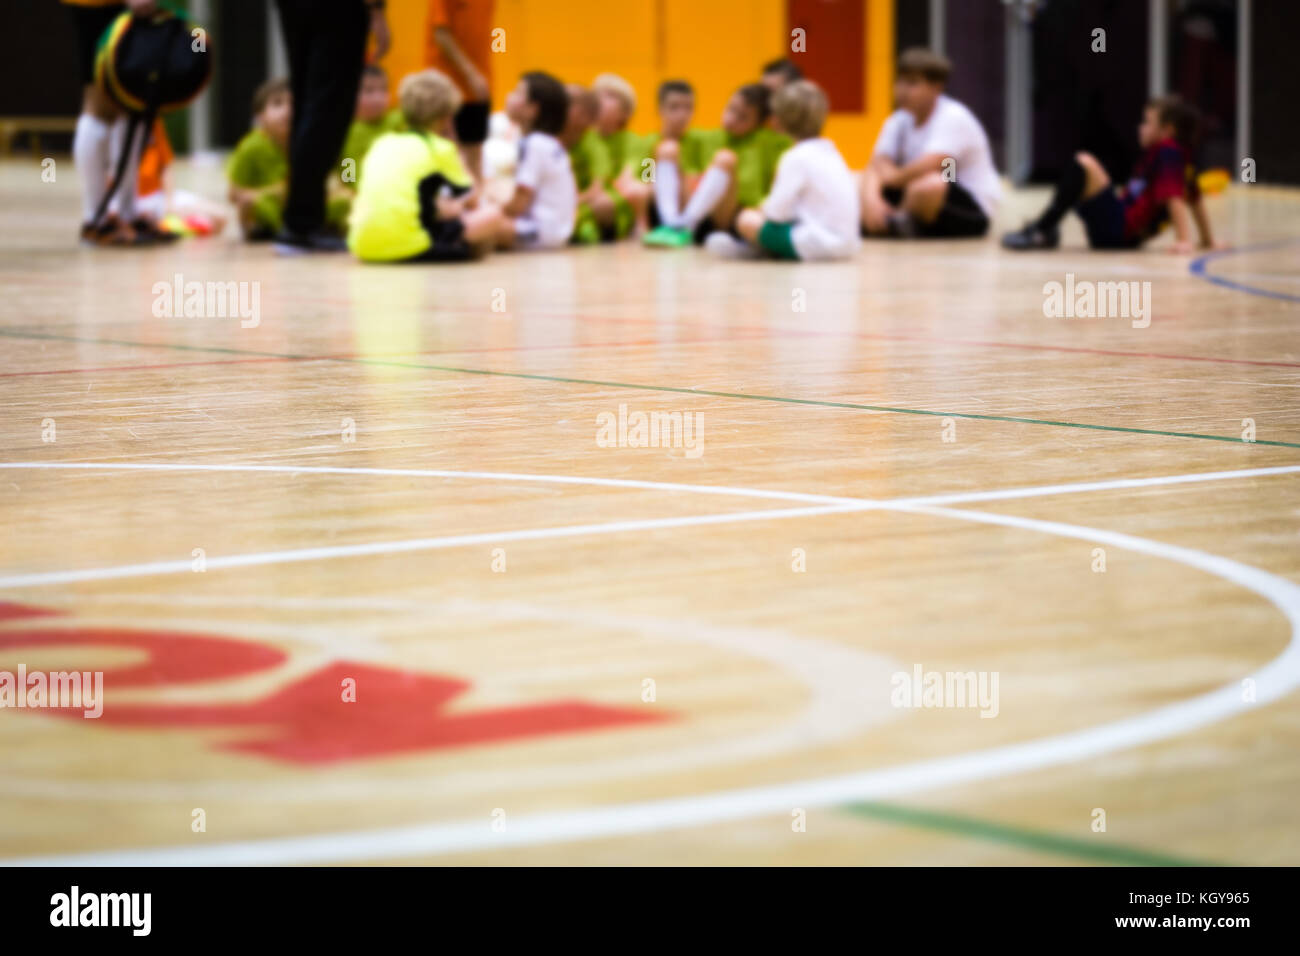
[2,460,1299,865]
[0,462,1296,591]
[0,504,870,590]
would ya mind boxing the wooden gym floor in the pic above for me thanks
[0,159,1298,865]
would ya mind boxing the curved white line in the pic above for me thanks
[2,461,1297,865]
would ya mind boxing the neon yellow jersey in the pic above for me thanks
[347,131,471,262]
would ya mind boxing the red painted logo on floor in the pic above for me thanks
[0,601,666,764]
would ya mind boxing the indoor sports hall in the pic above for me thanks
[0,0,1296,868]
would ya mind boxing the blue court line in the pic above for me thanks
[1189,238,1300,303]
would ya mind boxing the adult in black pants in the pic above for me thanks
[274,0,390,252]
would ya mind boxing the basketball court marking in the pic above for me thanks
[841,801,1216,867]
[0,598,906,804]
[2,461,1299,591]
[2,327,1299,448]
[2,460,1298,865]
[1190,239,1300,303]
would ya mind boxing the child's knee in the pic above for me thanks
[736,208,764,242]
[905,172,947,201]
[621,181,651,205]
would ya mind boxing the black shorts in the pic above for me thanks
[875,181,989,238]
[1076,188,1141,249]
[453,100,490,146]
[69,3,126,86]
[406,217,472,263]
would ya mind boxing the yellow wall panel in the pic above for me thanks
[384,0,893,167]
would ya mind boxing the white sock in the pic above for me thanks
[654,158,682,227]
[73,113,112,225]
[680,165,730,230]
[108,116,141,221]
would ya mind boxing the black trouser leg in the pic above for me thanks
[275,0,369,235]
[1033,157,1087,232]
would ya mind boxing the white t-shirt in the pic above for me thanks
[761,138,860,261]
[872,94,1001,216]
[513,131,577,248]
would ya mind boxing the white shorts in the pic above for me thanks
[791,222,859,262]
[513,212,572,250]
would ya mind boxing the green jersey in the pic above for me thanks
[347,130,471,262]
[568,129,611,192]
[226,127,287,190]
[697,127,790,207]
[598,129,646,181]
[641,129,711,177]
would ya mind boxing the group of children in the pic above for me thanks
[219,47,1219,265]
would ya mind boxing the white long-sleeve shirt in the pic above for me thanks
[761,137,860,261]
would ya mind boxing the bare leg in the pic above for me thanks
[735,208,764,244]
[859,165,894,235]
[1075,151,1112,200]
[901,172,949,225]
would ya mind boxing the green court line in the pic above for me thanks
[841,801,1221,866]
[3,327,1299,449]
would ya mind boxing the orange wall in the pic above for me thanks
[382,0,893,167]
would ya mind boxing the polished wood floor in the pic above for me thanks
[1,159,1298,865]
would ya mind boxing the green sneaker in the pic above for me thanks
[642,225,692,248]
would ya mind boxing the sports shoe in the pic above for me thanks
[642,225,692,248]
[274,228,348,255]
[79,215,144,247]
[131,217,181,244]
[1001,222,1059,251]
[704,232,761,260]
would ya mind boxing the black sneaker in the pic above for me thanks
[131,217,181,244]
[273,228,348,255]
[1001,222,1059,251]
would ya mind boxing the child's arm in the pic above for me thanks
[881,153,947,190]
[1190,196,1221,249]
[503,184,534,218]
[759,158,802,224]
[227,182,285,209]
[436,195,467,219]
[868,154,899,179]
[433,27,488,99]
[1166,195,1194,254]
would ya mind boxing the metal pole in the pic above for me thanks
[1149,0,1167,97]
[1003,0,1033,184]
[1237,0,1251,168]
[930,0,945,55]
[268,0,289,80]
[189,0,212,156]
